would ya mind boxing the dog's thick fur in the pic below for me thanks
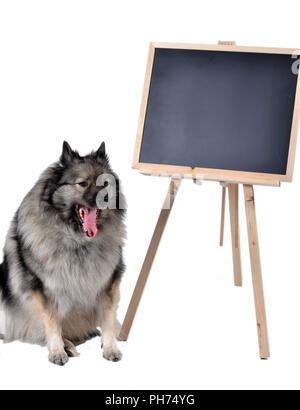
[0,142,126,365]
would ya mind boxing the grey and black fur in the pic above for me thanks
[0,142,126,365]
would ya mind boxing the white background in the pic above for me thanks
[0,0,300,390]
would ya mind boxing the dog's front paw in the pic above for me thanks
[103,346,122,362]
[64,339,80,358]
[49,351,69,366]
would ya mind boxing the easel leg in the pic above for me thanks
[219,186,226,246]
[243,185,270,359]
[119,178,181,341]
[228,184,243,287]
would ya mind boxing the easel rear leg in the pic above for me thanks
[219,185,227,247]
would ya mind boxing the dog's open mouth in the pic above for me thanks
[76,206,99,238]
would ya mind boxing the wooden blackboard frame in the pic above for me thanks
[133,43,300,186]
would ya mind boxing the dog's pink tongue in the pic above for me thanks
[82,207,98,238]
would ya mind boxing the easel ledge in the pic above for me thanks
[137,167,281,187]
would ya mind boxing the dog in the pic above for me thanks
[0,141,126,365]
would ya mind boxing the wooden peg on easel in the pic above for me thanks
[218,41,237,46]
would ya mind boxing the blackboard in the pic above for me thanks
[137,46,300,180]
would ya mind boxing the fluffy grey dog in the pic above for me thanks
[0,141,126,366]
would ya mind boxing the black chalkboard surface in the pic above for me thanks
[139,48,299,176]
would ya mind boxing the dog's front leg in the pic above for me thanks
[100,280,122,362]
[28,292,68,366]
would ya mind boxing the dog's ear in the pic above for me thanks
[61,141,75,165]
[96,142,106,160]
[94,142,109,164]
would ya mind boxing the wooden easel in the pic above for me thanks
[119,178,270,359]
[119,40,300,359]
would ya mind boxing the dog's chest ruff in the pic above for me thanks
[41,241,119,315]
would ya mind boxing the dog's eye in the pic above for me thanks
[78,181,88,188]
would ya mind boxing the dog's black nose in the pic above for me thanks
[83,187,99,208]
